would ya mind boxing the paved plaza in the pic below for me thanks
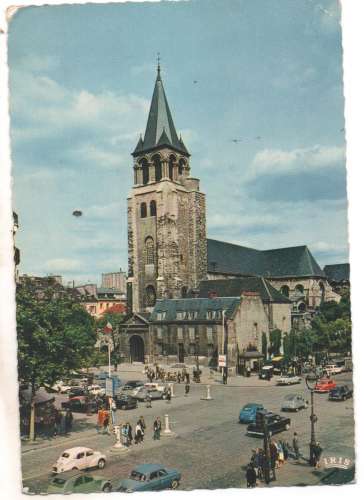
[21,367,355,493]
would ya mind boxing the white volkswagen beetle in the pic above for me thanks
[52,447,106,474]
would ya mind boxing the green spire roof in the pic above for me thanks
[132,69,190,157]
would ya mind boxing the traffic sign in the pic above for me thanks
[218,355,226,367]
[105,377,115,397]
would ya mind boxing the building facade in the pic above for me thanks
[101,269,127,293]
[127,65,207,314]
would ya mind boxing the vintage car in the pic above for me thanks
[122,380,145,391]
[143,382,166,392]
[246,412,291,437]
[329,385,353,401]
[132,387,167,401]
[281,394,308,412]
[115,393,138,410]
[116,464,181,492]
[239,403,265,424]
[88,384,105,396]
[62,396,98,414]
[47,471,112,494]
[259,366,274,380]
[68,386,86,398]
[314,378,337,393]
[323,364,343,376]
[276,374,302,386]
[52,447,106,474]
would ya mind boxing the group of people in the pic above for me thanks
[21,408,73,439]
[117,416,163,446]
[145,365,191,384]
[246,433,323,487]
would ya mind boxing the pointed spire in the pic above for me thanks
[132,133,144,155]
[131,62,190,157]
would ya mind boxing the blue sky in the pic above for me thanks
[9,0,348,285]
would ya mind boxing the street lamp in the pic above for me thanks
[305,372,319,466]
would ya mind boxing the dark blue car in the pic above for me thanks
[239,403,265,423]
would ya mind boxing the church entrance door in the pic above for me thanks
[130,335,145,363]
[178,343,185,363]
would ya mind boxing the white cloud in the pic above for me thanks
[248,145,345,180]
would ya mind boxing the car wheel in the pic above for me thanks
[102,483,112,492]
[285,423,290,430]
[98,459,106,469]
[171,480,179,489]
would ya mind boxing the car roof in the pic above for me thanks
[63,447,92,454]
[244,403,262,407]
[133,464,165,474]
[284,394,299,399]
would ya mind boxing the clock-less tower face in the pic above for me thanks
[127,67,207,313]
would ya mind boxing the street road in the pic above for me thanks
[22,373,355,492]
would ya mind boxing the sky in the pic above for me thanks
[8,0,348,286]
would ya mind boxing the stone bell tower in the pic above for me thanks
[127,64,207,313]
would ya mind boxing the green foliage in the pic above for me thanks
[17,283,97,392]
[269,329,282,357]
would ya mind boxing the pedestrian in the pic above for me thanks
[186,372,190,384]
[166,387,172,403]
[281,440,289,463]
[65,410,73,434]
[257,448,264,480]
[126,422,133,446]
[103,412,110,434]
[292,432,301,460]
[97,409,103,433]
[111,398,117,425]
[145,394,152,408]
[138,416,146,441]
[184,382,190,397]
[313,441,323,469]
[270,440,279,471]
[121,424,129,447]
[135,422,143,444]
[153,417,162,440]
[246,462,257,488]
[276,441,284,467]
[59,410,66,435]
[177,372,181,384]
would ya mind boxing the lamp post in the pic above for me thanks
[305,372,319,466]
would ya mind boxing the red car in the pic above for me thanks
[314,378,336,393]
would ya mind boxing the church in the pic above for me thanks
[119,65,342,373]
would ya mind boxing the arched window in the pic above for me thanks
[153,155,162,182]
[280,285,289,297]
[169,155,176,180]
[150,200,156,216]
[140,202,147,218]
[145,237,155,265]
[298,302,306,312]
[295,284,304,294]
[145,285,156,307]
[140,158,149,185]
[178,158,185,176]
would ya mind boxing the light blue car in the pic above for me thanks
[116,464,181,492]
[239,403,265,423]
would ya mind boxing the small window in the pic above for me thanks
[206,326,213,343]
[177,327,184,340]
[150,200,157,216]
[150,471,159,480]
[145,237,155,265]
[189,327,195,341]
[76,452,85,459]
[86,451,93,457]
[140,203,147,218]
[158,469,168,477]
[156,327,163,339]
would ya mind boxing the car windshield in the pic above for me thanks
[130,471,147,481]
[61,453,70,458]
[285,395,296,401]
[52,478,66,486]
[243,404,256,409]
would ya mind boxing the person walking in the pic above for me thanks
[246,462,257,488]
[126,422,133,446]
[103,412,110,435]
[184,382,190,397]
[138,417,146,441]
[276,441,284,467]
[110,398,117,425]
[65,410,73,435]
[121,424,129,447]
[292,432,301,461]
[166,387,172,403]
[145,393,152,408]
[135,422,143,444]
[270,441,278,479]
[153,417,162,440]
[312,441,323,469]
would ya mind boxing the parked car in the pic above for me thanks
[281,394,308,412]
[132,387,167,401]
[314,378,337,393]
[88,384,105,396]
[246,412,291,437]
[115,394,138,410]
[47,471,112,494]
[329,385,353,401]
[239,403,265,424]
[276,374,301,386]
[62,396,98,413]
[259,366,274,380]
[95,371,109,381]
[115,464,181,492]
[122,380,145,391]
[144,382,166,392]
[68,387,86,398]
[324,364,343,376]
[52,447,106,474]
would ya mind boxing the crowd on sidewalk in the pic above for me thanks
[245,432,323,488]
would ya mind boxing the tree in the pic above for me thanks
[17,282,96,440]
[269,329,282,357]
[261,332,268,360]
